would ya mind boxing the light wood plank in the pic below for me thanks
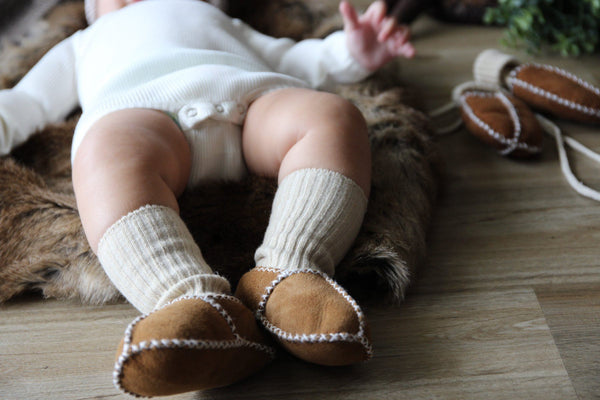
[0,297,136,399]
[536,284,600,400]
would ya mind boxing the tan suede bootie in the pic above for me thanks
[113,294,276,397]
[235,267,372,366]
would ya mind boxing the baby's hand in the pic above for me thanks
[340,0,415,71]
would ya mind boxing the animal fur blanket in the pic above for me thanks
[0,0,439,306]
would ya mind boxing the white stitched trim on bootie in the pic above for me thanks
[507,63,600,119]
[459,90,542,156]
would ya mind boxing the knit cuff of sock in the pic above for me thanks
[153,274,232,311]
[97,204,230,314]
[473,49,520,88]
[254,168,368,276]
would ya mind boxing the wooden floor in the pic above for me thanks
[1,8,600,400]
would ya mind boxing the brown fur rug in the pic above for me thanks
[0,0,440,306]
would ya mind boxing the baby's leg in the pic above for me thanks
[242,87,370,276]
[236,88,373,366]
[72,108,230,310]
[72,109,274,396]
[242,87,371,195]
[73,109,189,251]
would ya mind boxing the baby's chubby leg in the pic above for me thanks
[72,109,274,397]
[241,87,371,195]
[73,108,189,252]
[236,88,373,366]
[72,108,231,309]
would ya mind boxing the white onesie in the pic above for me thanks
[0,0,371,184]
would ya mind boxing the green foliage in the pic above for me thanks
[484,0,600,56]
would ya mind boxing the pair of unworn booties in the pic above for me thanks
[113,267,372,397]
[434,49,600,201]
[454,49,599,156]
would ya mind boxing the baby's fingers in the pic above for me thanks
[382,23,410,43]
[398,42,416,58]
[362,0,387,24]
[339,0,360,31]
[388,35,415,58]
[377,16,398,42]
[392,25,411,44]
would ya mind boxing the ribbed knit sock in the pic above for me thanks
[97,204,231,314]
[254,168,368,277]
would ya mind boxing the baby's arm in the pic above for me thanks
[239,24,370,89]
[0,36,78,155]
[236,1,414,89]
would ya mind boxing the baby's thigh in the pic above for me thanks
[73,108,191,195]
[242,88,366,177]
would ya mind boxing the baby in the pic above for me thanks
[0,0,414,396]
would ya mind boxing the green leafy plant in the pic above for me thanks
[484,0,600,56]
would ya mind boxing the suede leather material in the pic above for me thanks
[510,64,600,124]
[461,91,543,158]
[265,273,361,335]
[115,296,274,397]
[121,298,236,345]
[235,268,279,310]
[120,347,268,396]
[219,296,271,344]
[235,267,372,366]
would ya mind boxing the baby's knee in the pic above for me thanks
[318,96,369,154]
[315,92,367,131]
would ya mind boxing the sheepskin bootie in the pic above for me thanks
[451,81,544,158]
[114,294,276,397]
[474,49,600,124]
[236,168,372,366]
[236,267,372,366]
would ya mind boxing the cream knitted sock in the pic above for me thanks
[97,204,231,314]
[254,168,368,277]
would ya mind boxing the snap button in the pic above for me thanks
[215,104,225,113]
